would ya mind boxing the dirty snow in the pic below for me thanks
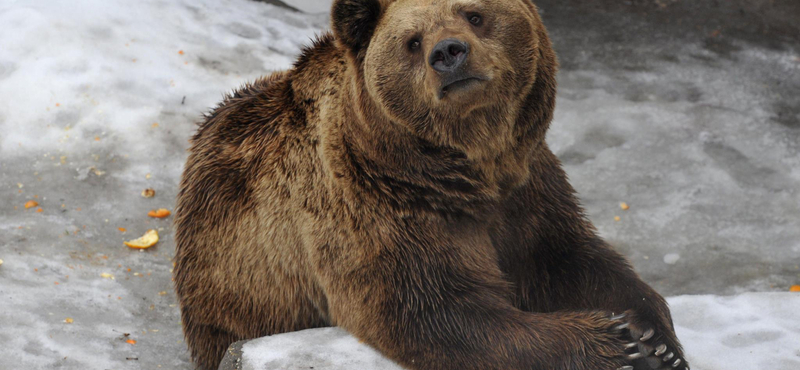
[1,0,798,369]
[0,0,325,368]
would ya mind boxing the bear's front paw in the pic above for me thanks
[562,311,641,370]
[611,312,689,370]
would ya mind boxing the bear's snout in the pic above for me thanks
[429,38,487,99]
[429,38,469,73]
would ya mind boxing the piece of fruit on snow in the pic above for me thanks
[124,229,159,249]
[147,208,170,218]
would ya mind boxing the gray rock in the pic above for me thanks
[219,327,403,370]
[218,340,247,370]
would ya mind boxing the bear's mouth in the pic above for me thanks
[438,75,487,100]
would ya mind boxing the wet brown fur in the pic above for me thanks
[174,1,686,369]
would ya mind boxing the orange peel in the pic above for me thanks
[24,200,39,209]
[124,229,159,249]
[147,208,171,218]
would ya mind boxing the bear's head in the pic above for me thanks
[332,0,556,162]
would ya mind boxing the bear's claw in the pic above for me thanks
[610,313,628,321]
[611,314,689,370]
[614,322,631,331]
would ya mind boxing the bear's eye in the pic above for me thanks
[408,38,421,52]
[467,13,482,26]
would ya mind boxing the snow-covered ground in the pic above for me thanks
[1,0,798,369]
[281,0,332,13]
[0,1,325,368]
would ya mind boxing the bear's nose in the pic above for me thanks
[429,38,469,73]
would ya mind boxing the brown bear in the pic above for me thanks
[174,0,689,369]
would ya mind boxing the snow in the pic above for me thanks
[669,293,800,370]
[0,0,325,161]
[284,0,333,14]
[1,0,798,369]
[233,293,800,370]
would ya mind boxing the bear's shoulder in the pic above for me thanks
[196,71,290,144]
[183,71,299,198]
[194,33,340,146]
[179,72,307,224]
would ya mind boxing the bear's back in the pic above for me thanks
[175,68,324,298]
[175,35,345,281]
[179,71,297,223]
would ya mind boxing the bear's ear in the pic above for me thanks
[331,0,384,57]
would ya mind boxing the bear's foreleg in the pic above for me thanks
[496,213,689,368]
[497,152,690,369]
[311,220,642,370]
[512,238,690,370]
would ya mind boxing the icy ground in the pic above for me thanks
[0,0,798,369]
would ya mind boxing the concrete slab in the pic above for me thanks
[221,293,800,370]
